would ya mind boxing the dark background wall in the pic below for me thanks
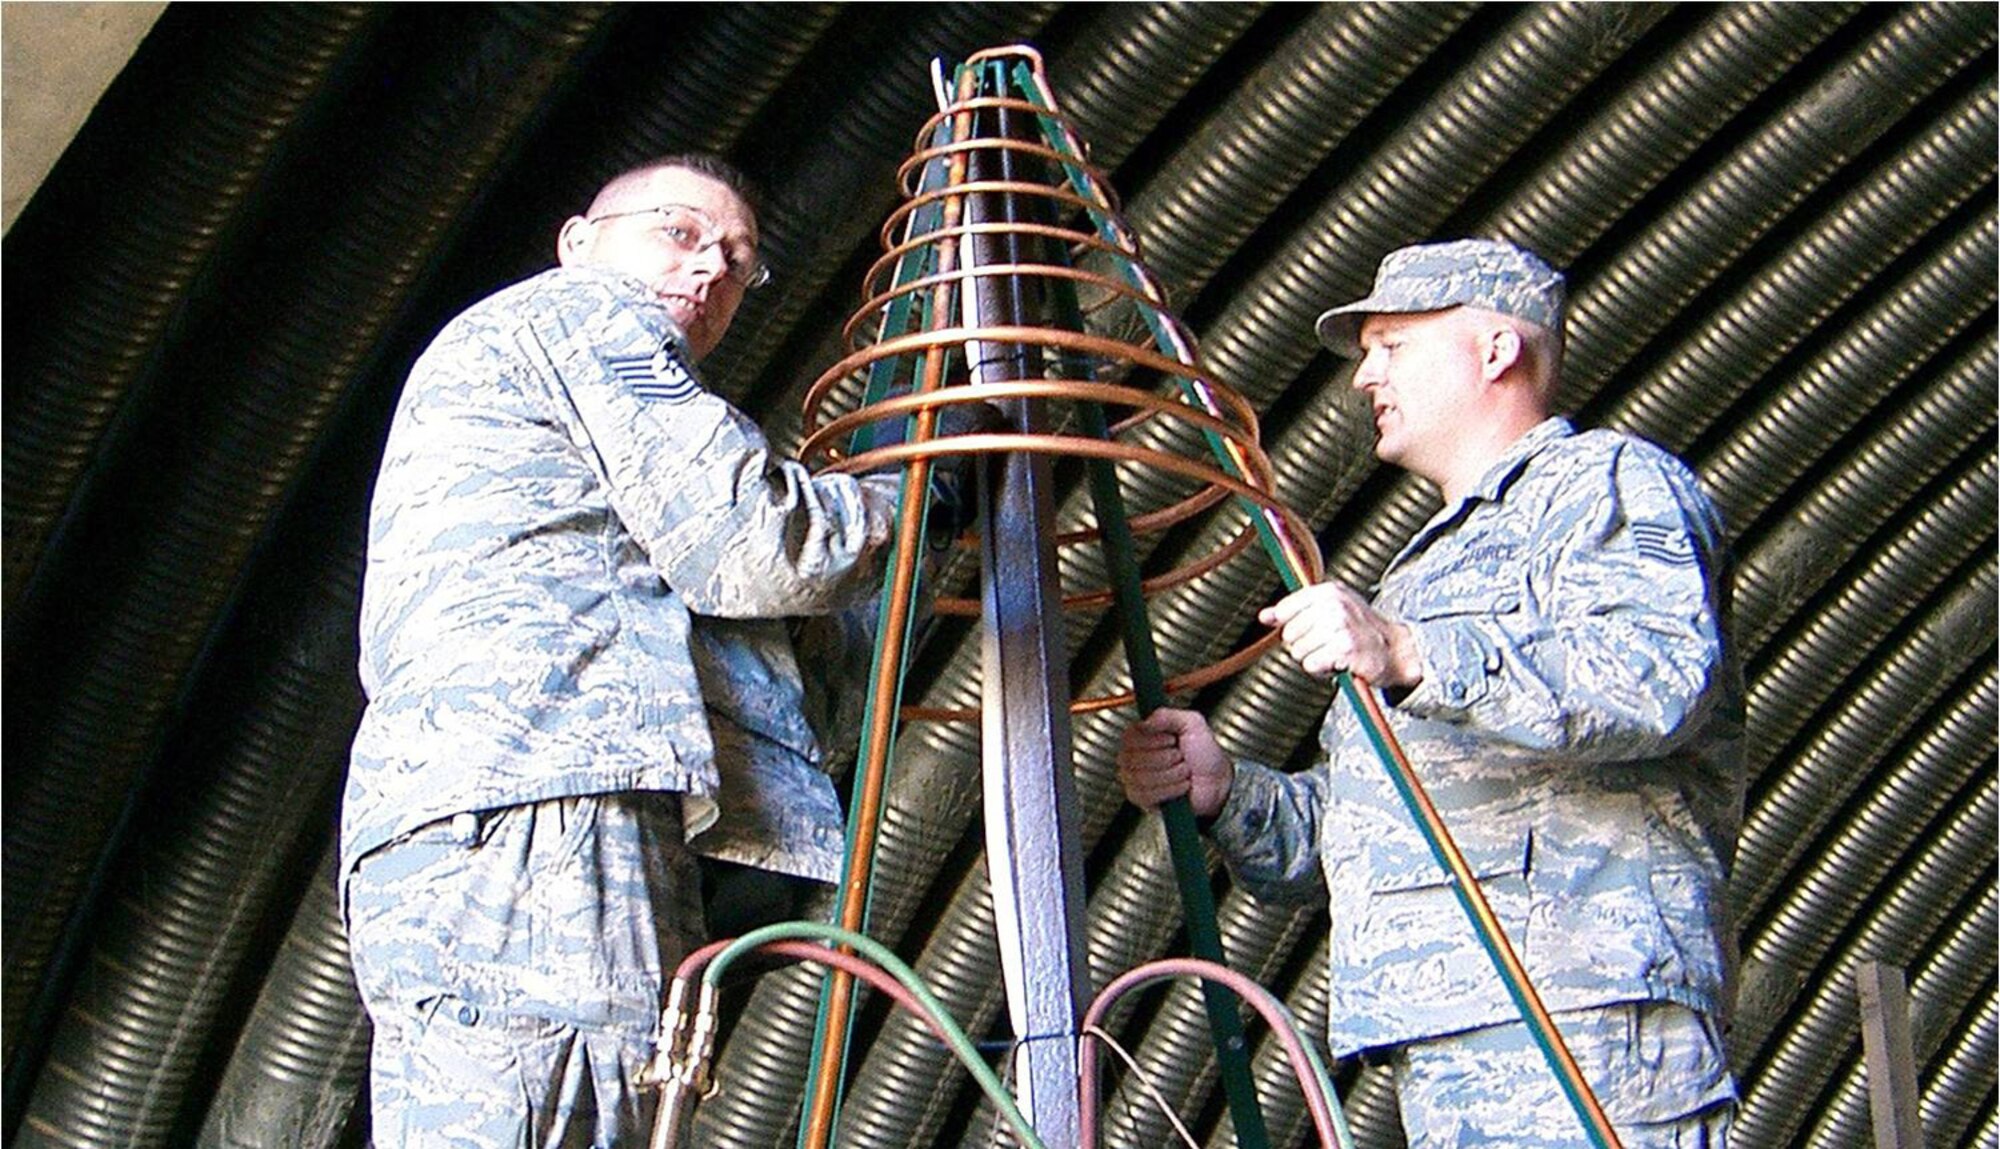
[3,5,1994,1146]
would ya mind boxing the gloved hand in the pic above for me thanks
[856,390,1006,544]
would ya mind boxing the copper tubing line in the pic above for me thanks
[1005,69,1148,261]
[1343,681,1620,1146]
[806,369,1262,469]
[814,420,1266,605]
[832,192,1296,588]
[804,382,1240,564]
[1042,503,1238,552]
[962,42,1046,68]
[799,83,979,1149]
[804,400,930,1144]
[802,337,1310,722]
[877,178,1111,255]
[881,182,1303,588]
[997,66,1315,586]
[848,257,1169,350]
[808,433,1310,563]
[804,378,1262,476]
[894,131,1115,200]
[973,65,1200,374]
[803,365,1289,594]
[872,194,1129,269]
[804,327,1263,442]
[922,529,1260,617]
[983,79,1169,320]
[861,220,1129,299]
[898,631,1285,724]
[1080,958,1347,1149]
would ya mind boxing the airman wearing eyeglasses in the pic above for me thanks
[557,160,771,361]
[340,154,904,1146]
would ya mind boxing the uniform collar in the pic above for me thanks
[552,263,660,303]
[1461,416,1574,506]
[1383,417,1575,582]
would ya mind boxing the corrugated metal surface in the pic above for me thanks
[2,4,1991,1146]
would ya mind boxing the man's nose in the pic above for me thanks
[1351,353,1384,391]
[684,239,729,282]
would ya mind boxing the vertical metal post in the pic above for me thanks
[1857,961,1927,1149]
[966,86,1087,1146]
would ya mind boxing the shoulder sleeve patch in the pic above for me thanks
[1630,521,1697,565]
[605,340,701,404]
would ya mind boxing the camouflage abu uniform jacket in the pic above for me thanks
[343,266,896,885]
[1211,418,1745,1057]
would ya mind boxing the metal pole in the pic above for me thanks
[966,83,1088,1145]
[798,114,974,1149]
[1857,961,1927,1149]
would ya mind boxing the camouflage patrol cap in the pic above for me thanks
[1314,239,1566,358]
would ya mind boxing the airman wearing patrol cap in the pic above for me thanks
[1118,238,1744,1145]
[1314,237,1567,356]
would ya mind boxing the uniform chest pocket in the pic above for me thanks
[1396,584,1521,623]
[1388,520,1530,618]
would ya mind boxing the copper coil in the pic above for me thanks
[799,46,1321,721]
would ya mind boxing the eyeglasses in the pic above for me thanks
[586,203,772,289]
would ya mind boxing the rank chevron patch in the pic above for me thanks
[1631,521,1696,565]
[605,341,700,404]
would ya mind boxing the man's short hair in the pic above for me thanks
[588,153,763,222]
[1515,317,1565,399]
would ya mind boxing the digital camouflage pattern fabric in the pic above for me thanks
[1316,238,1568,356]
[346,793,702,1144]
[685,604,883,883]
[1392,1001,1735,1145]
[342,260,904,1144]
[342,265,897,886]
[1210,418,1745,1057]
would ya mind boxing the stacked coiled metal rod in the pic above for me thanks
[785,45,1323,1149]
[799,45,1318,722]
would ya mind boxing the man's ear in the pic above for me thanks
[1483,325,1524,382]
[555,216,592,267]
